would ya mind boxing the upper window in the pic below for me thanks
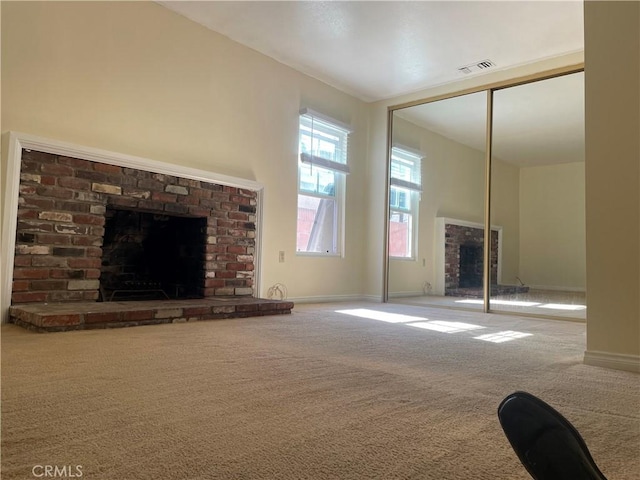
[389,146,423,259]
[297,109,351,255]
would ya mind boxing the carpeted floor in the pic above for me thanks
[2,301,639,479]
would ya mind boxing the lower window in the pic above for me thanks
[297,194,338,254]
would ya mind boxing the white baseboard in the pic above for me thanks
[388,291,425,298]
[528,285,586,292]
[583,350,640,373]
[288,294,381,304]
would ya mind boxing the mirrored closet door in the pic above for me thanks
[489,72,586,319]
[387,91,488,311]
[385,68,586,320]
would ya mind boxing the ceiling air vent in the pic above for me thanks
[458,59,496,75]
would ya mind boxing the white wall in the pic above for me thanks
[519,162,586,290]
[0,1,370,302]
[584,1,639,368]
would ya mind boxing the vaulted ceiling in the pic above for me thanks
[158,1,584,102]
[157,1,585,165]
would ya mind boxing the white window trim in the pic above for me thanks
[300,152,350,174]
[296,109,351,257]
[299,108,353,134]
[296,173,345,258]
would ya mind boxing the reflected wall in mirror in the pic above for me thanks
[489,72,586,319]
[388,91,488,311]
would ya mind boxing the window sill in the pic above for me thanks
[296,252,343,258]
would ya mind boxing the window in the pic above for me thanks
[297,108,351,255]
[389,146,423,259]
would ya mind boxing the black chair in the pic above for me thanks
[498,391,608,480]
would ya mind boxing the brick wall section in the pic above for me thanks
[444,224,498,291]
[12,150,257,303]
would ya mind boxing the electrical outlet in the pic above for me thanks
[279,251,285,263]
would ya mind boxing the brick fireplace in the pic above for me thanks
[5,146,295,331]
[12,150,257,305]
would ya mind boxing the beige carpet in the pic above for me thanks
[2,301,639,479]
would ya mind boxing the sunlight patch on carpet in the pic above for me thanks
[336,308,534,343]
[474,330,533,343]
[407,321,485,334]
[455,298,586,312]
[335,308,427,323]
[538,303,586,311]
[455,299,541,307]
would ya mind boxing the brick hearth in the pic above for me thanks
[10,297,294,332]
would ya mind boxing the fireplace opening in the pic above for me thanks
[459,244,484,288]
[100,208,206,301]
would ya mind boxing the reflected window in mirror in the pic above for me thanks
[389,146,423,259]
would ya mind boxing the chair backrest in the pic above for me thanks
[498,391,608,480]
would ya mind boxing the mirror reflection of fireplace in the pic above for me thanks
[459,244,483,288]
[100,208,206,301]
